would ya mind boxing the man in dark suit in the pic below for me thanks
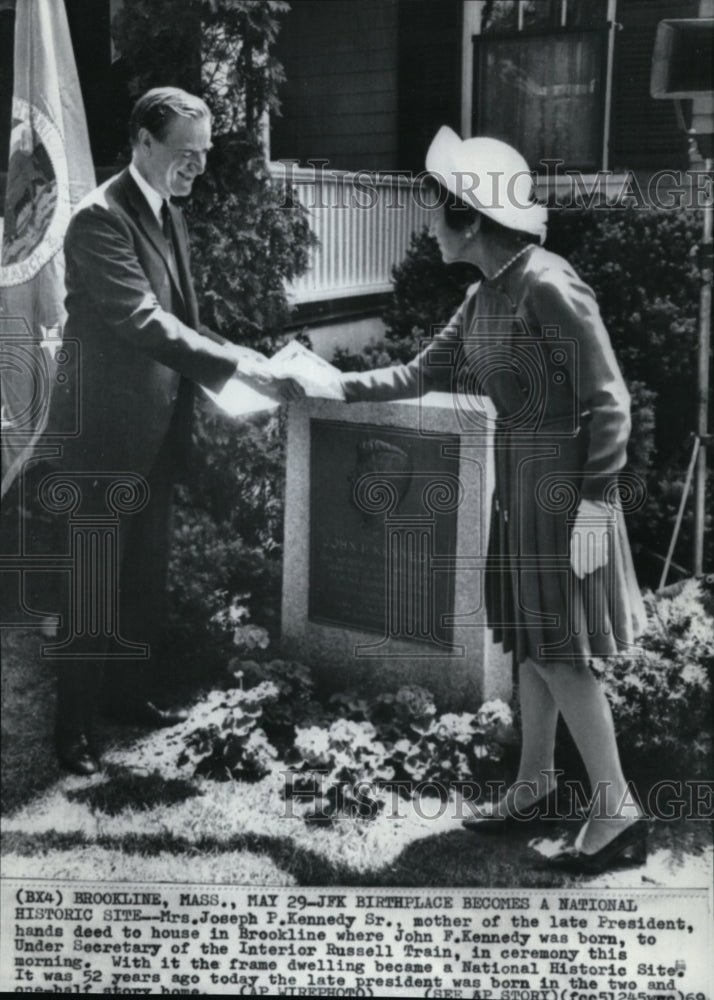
[48,87,301,775]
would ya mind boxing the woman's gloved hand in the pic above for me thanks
[570,498,613,579]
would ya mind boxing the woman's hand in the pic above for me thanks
[570,499,613,579]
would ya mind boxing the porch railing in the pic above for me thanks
[271,163,430,305]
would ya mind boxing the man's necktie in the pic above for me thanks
[161,200,181,286]
[160,199,192,322]
[161,200,174,254]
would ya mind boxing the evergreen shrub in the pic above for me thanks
[594,578,713,784]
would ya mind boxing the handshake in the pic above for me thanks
[233,350,307,404]
[212,341,345,418]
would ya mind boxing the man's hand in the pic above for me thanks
[256,373,306,403]
[570,498,613,579]
[230,347,271,381]
[229,352,306,403]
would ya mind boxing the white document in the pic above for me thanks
[268,340,345,400]
[203,340,345,419]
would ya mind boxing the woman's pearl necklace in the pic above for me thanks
[488,242,533,281]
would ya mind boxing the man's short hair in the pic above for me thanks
[129,87,211,145]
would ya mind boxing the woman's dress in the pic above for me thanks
[342,245,646,665]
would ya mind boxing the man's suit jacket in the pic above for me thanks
[48,168,237,478]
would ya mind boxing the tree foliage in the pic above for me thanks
[547,207,706,581]
[112,0,315,347]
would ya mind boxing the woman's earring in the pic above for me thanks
[465,229,474,240]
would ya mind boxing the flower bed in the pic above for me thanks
[174,650,515,825]
[171,579,712,821]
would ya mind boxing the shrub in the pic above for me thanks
[164,402,288,671]
[282,691,514,823]
[370,684,438,741]
[547,206,706,580]
[173,576,714,810]
[164,498,280,679]
[386,701,515,788]
[333,230,480,370]
[176,666,515,823]
[285,719,393,823]
[178,686,280,782]
[228,657,329,752]
[593,579,713,783]
[112,0,316,350]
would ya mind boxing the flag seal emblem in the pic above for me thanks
[0,97,71,287]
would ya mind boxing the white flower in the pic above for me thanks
[233,624,270,650]
[476,699,513,729]
[680,662,708,688]
[294,726,331,765]
[430,713,477,744]
[328,719,377,749]
[244,728,278,765]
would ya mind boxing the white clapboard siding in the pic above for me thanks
[271,163,431,303]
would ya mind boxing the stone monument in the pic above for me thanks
[281,393,511,709]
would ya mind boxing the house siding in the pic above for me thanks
[271,0,399,171]
[396,0,463,172]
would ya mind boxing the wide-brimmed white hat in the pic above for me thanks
[425,126,547,243]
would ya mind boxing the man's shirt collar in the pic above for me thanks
[129,161,165,223]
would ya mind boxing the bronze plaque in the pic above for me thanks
[308,419,460,645]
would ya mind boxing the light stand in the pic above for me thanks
[650,18,713,587]
[693,148,713,577]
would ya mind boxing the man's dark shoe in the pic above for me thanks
[104,701,188,728]
[55,732,100,776]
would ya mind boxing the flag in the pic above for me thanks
[0,0,95,496]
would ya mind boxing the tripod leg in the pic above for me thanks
[658,436,700,591]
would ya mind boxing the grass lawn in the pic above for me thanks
[2,628,712,890]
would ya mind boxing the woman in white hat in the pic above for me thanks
[340,127,648,874]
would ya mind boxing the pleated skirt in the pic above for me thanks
[485,427,647,665]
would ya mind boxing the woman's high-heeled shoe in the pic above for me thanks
[463,786,559,833]
[543,816,650,874]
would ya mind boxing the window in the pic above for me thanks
[473,0,611,171]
